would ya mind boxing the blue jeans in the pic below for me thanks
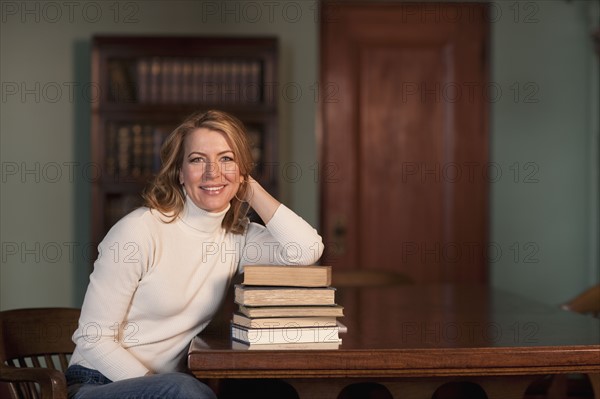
[65,365,216,399]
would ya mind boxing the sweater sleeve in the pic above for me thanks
[239,204,324,269]
[71,210,152,381]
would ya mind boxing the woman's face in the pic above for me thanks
[179,128,243,213]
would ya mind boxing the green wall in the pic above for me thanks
[1,0,598,309]
[490,0,599,303]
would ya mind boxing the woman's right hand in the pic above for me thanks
[244,176,280,224]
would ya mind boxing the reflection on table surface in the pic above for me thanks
[197,284,600,350]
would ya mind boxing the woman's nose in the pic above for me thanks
[203,161,221,178]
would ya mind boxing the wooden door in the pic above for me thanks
[320,3,489,283]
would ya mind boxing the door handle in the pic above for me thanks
[332,216,347,256]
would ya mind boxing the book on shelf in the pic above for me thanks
[231,324,340,345]
[182,59,194,103]
[234,285,336,307]
[117,125,131,178]
[131,124,143,177]
[242,265,332,287]
[149,57,161,103]
[246,126,263,166]
[231,340,341,351]
[232,312,337,329]
[105,123,118,177]
[136,58,149,103]
[142,125,155,175]
[237,304,344,318]
[108,59,136,103]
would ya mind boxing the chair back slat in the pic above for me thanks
[27,382,39,399]
[30,382,40,399]
[44,355,56,370]
[31,356,41,368]
[14,381,38,399]
[58,354,69,371]
[7,383,20,399]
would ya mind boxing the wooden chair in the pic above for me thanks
[561,284,600,318]
[546,284,600,399]
[0,308,80,399]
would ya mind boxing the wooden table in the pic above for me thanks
[188,285,600,399]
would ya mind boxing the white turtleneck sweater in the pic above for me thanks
[69,197,324,381]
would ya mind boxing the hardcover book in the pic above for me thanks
[232,313,337,329]
[242,265,332,287]
[231,324,340,345]
[234,285,336,307]
[231,340,341,350]
[237,305,344,318]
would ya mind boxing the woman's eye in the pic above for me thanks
[189,157,206,163]
[221,156,234,162]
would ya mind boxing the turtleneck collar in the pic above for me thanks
[179,195,229,234]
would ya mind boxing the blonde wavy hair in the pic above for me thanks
[143,110,254,234]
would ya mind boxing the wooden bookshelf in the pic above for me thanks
[91,35,279,254]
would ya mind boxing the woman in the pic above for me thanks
[65,110,324,399]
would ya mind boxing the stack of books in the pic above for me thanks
[231,265,344,350]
